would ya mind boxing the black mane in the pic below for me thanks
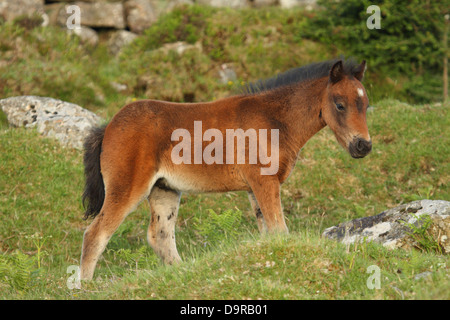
[241,58,361,95]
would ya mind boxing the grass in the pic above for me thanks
[0,100,448,299]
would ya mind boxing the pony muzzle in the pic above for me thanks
[349,137,372,158]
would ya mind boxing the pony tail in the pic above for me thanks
[82,125,107,220]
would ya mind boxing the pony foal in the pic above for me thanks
[80,59,372,280]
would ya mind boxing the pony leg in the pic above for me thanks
[147,185,182,264]
[247,191,267,233]
[80,181,153,280]
[246,176,288,233]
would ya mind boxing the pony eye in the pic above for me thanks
[336,103,345,111]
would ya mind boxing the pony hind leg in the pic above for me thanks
[80,175,156,281]
[147,183,182,265]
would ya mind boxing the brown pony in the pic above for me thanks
[80,58,372,280]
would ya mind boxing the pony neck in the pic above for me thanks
[260,77,328,153]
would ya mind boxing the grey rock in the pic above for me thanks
[251,0,278,7]
[195,0,249,9]
[110,81,128,93]
[158,41,202,55]
[0,96,102,150]
[67,26,99,47]
[0,0,44,22]
[124,0,158,34]
[322,200,450,253]
[218,63,237,85]
[55,1,126,29]
[414,271,433,281]
[279,0,317,10]
[107,30,138,55]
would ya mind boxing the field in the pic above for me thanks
[0,4,449,300]
[1,99,448,299]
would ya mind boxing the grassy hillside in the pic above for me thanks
[2,4,442,122]
[0,100,448,299]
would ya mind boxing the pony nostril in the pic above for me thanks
[356,139,364,152]
[356,139,372,153]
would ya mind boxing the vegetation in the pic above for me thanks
[0,3,448,300]
[301,0,448,103]
[1,3,447,119]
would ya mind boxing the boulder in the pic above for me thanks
[279,0,317,10]
[158,41,202,55]
[55,1,126,29]
[251,0,278,8]
[0,96,102,150]
[322,200,450,253]
[107,30,138,55]
[0,0,44,22]
[195,0,249,9]
[218,63,238,85]
[67,26,99,47]
[124,0,158,34]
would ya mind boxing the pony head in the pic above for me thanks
[321,60,372,158]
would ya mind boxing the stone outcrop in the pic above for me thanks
[0,96,102,150]
[0,0,45,22]
[124,0,158,34]
[2,0,318,31]
[1,0,318,54]
[107,30,138,55]
[322,200,450,253]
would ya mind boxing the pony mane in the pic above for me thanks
[241,58,361,95]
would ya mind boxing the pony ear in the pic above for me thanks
[353,60,366,81]
[329,60,344,84]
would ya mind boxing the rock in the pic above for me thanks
[124,0,158,34]
[0,96,102,150]
[159,41,202,55]
[322,200,450,253]
[0,0,44,22]
[251,0,278,7]
[279,0,317,10]
[218,63,237,85]
[414,271,432,281]
[107,30,138,55]
[44,3,65,26]
[55,2,126,29]
[195,0,249,9]
[67,26,99,47]
[110,81,128,93]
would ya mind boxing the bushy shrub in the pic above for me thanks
[301,0,448,103]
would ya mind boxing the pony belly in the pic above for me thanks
[157,164,250,193]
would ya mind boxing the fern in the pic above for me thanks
[194,208,242,246]
[0,251,36,291]
[112,246,158,270]
[402,213,443,254]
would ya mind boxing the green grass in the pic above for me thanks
[0,100,448,299]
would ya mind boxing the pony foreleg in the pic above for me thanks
[246,176,288,233]
[248,191,267,233]
[147,185,182,265]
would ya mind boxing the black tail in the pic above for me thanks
[82,125,107,220]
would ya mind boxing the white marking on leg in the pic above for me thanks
[148,186,182,264]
